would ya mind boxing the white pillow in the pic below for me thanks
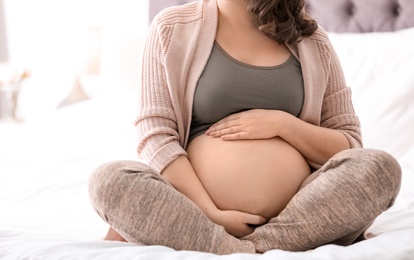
[328,28,414,160]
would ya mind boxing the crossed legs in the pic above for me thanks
[88,148,401,254]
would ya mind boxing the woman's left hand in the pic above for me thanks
[205,109,280,140]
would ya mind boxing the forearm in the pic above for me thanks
[162,155,267,237]
[161,155,219,219]
[277,111,351,165]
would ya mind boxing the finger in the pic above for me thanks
[207,114,241,132]
[221,132,247,140]
[207,121,237,133]
[244,213,267,225]
[208,127,242,138]
[205,124,224,135]
[233,224,255,238]
[242,225,256,237]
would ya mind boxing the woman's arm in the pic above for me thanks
[137,12,265,237]
[162,155,266,238]
[162,156,218,218]
[276,111,350,165]
[205,109,349,166]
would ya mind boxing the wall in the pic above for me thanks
[2,0,149,119]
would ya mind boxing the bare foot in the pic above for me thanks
[365,232,377,239]
[104,227,127,242]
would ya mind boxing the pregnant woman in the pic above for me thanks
[88,0,401,254]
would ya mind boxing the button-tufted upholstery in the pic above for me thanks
[149,0,414,32]
[306,0,414,32]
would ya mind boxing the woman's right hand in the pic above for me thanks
[162,156,267,237]
[211,209,267,238]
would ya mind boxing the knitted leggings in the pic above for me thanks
[88,148,401,254]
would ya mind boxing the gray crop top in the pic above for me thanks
[189,42,304,141]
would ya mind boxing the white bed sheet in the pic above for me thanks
[1,29,414,259]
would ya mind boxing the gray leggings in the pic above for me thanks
[88,148,401,254]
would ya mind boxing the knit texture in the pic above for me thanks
[88,149,401,253]
[135,0,362,173]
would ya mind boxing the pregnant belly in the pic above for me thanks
[187,134,311,220]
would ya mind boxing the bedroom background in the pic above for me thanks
[0,0,413,259]
[0,0,149,121]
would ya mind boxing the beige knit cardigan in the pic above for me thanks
[135,0,362,173]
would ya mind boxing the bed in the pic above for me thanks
[1,0,414,259]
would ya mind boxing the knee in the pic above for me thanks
[88,161,128,220]
[88,160,156,220]
[88,160,156,192]
[350,148,401,183]
[366,149,402,195]
[340,148,402,203]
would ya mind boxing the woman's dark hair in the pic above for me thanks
[247,0,318,44]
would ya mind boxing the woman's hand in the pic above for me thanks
[211,209,267,238]
[205,109,280,140]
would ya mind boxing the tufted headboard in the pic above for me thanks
[149,0,414,33]
[305,0,414,32]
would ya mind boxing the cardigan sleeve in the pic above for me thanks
[318,37,363,149]
[134,20,187,174]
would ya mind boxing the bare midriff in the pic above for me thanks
[186,134,311,220]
